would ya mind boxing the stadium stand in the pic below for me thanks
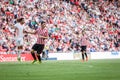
[0,0,119,54]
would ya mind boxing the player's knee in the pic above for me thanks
[83,51,86,53]
[82,52,84,54]
[36,53,40,56]
[31,50,35,54]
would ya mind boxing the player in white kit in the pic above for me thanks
[14,18,26,61]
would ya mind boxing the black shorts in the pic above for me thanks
[81,46,87,52]
[32,44,44,54]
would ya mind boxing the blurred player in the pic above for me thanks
[80,30,88,62]
[26,21,48,64]
[13,18,26,61]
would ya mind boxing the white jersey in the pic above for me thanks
[14,23,24,46]
[14,23,24,38]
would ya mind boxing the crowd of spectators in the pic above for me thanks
[0,0,119,54]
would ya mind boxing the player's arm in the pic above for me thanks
[11,25,18,36]
[25,30,36,34]
[38,35,48,39]
[11,24,19,33]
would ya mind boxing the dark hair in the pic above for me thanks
[17,18,24,22]
[41,21,45,25]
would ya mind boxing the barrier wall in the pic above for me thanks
[48,53,73,60]
[0,52,120,62]
[0,52,83,62]
[48,53,91,60]
[0,54,33,62]
[91,52,120,59]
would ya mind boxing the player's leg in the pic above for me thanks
[81,51,85,62]
[31,50,37,64]
[31,44,38,64]
[84,46,88,61]
[84,51,88,61]
[81,46,85,62]
[37,44,45,63]
[17,46,23,61]
[36,53,41,63]
[16,38,23,61]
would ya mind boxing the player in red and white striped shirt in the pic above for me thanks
[26,21,48,63]
[80,30,88,62]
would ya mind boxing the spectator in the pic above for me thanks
[0,0,119,54]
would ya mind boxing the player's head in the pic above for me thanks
[17,18,24,24]
[41,21,46,28]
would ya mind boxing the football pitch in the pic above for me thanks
[0,59,120,80]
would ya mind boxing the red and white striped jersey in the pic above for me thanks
[80,35,88,46]
[35,27,48,45]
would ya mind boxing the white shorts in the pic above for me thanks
[16,38,23,46]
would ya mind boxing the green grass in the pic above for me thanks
[0,59,120,80]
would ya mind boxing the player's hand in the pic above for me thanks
[38,35,47,39]
[23,30,27,33]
